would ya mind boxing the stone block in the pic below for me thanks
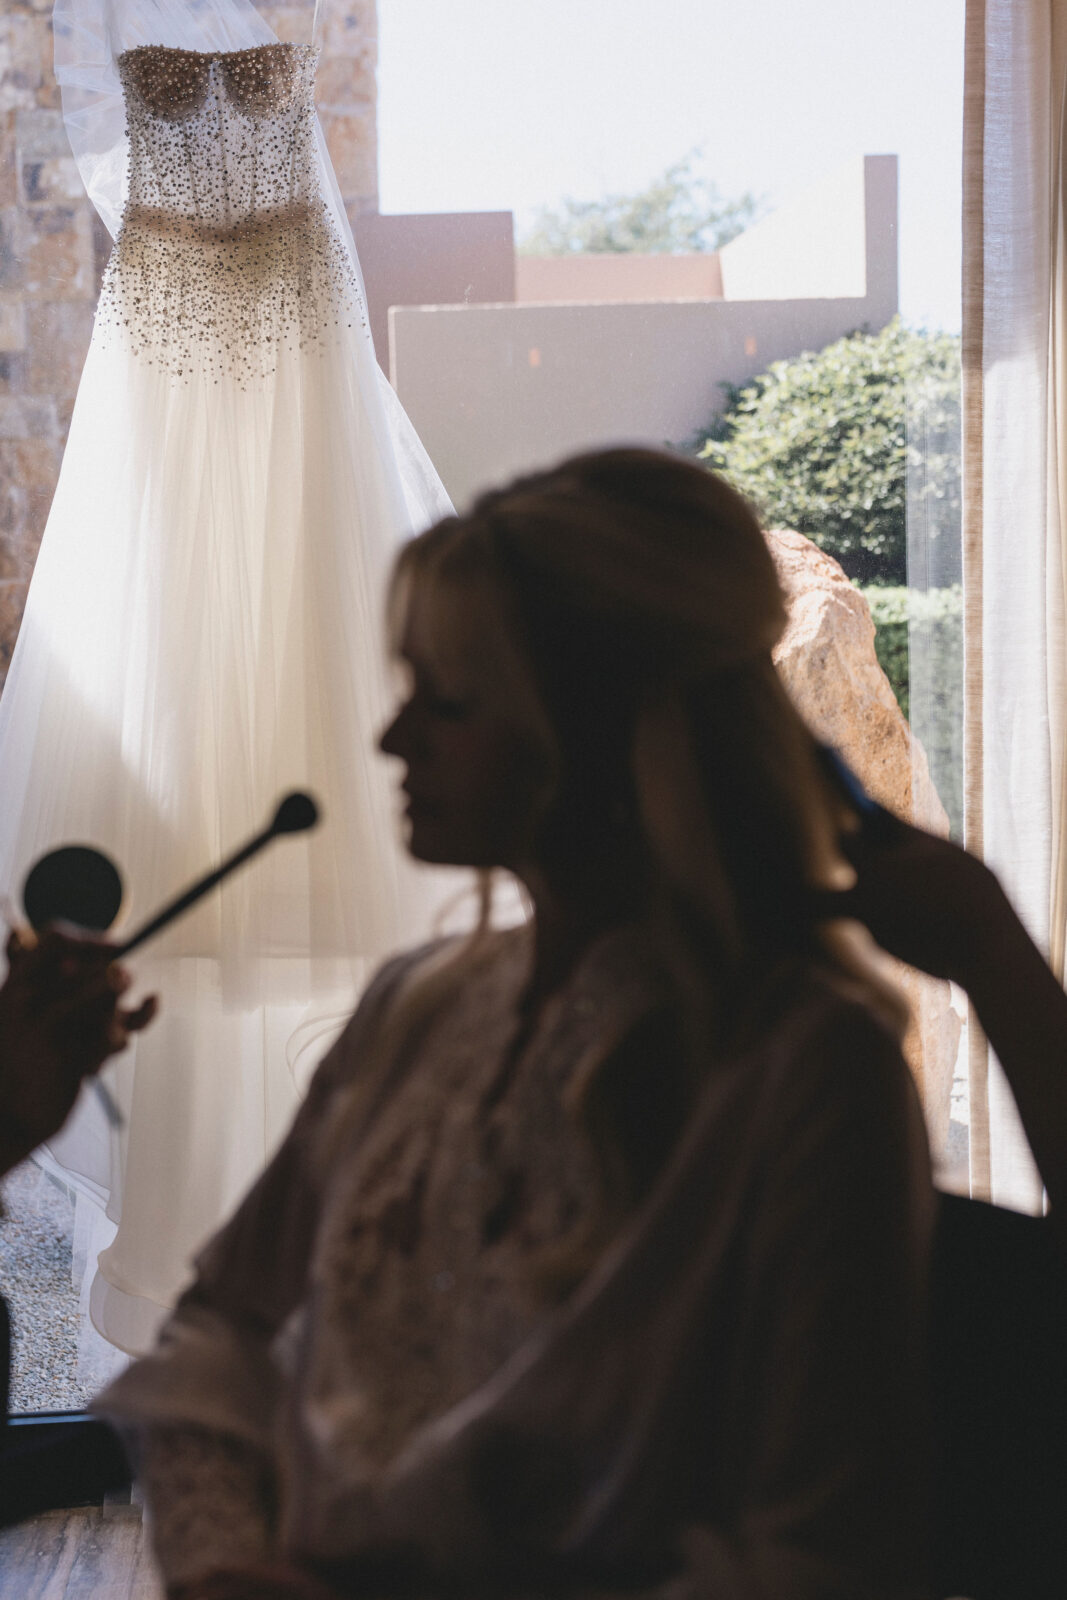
[0,436,57,582]
[21,155,83,204]
[0,297,24,353]
[32,13,56,101]
[0,113,17,207]
[314,50,376,112]
[321,1,377,59]
[16,107,66,161]
[321,109,377,209]
[0,207,20,292]
[0,393,55,438]
[0,351,27,396]
[17,205,94,299]
[0,579,29,687]
[25,299,94,397]
[261,5,316,45]
[0,14,41,113]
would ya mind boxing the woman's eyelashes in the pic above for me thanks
[411,674,475,720]
[426,693,473,720]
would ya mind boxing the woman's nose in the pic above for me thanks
[379,701,412,758]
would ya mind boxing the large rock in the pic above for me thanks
[768,528,959,1154]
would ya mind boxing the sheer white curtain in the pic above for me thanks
[963,0,1067,1210]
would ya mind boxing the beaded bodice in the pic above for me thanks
[100,43,364,380]
[120,43,319,228]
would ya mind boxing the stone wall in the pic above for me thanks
[0,0,379,688]
[264,0,379,214]
[0,0,99,682]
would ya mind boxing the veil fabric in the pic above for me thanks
[10,0,465,1363]
[55,0,448,550]
[54,0,277,239]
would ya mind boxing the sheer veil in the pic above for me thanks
[22,0,459,1370]
[54,1,278,240]
[54,0,447,529]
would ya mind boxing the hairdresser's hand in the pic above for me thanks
[170,1565,341,1600]
[0,927,157,1177]
[812,808,1067,1213]
[809,811,1015,988]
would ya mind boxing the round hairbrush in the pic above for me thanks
[22,844,125,934]
[19,844,126,1129]
[13,795,319,1134]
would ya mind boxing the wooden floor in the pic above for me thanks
[0,1505,162,1599]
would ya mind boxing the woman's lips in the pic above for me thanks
[401,786,438,816]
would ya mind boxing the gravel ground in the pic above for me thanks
[0,1161,92,1412]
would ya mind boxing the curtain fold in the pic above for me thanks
[962,0,991,1198]
[963,0,1067,1211]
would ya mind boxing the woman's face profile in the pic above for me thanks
[379,577,554,871]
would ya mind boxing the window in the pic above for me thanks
[0,0,967,1409]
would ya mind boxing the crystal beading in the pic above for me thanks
[99,44,367,383]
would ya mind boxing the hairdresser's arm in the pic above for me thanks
[817,820,1067,1213]
[0,928,156,1178]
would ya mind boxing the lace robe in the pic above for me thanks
[96,925,935,1599]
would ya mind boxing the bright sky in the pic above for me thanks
[377,0,965,332]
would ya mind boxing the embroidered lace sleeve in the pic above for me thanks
[94,946,438,1432]
[135,1423,274,1585]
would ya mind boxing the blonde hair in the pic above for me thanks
[343,449,903,1274]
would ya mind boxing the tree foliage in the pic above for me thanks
[696,319,961,586]
[518,152,760,257]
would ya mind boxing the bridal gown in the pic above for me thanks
[0,7,457,1360]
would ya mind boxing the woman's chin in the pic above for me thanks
[403,818,501,872]
[403,817,462,866]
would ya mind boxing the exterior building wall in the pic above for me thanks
[515,251,724,304]
[354,209,515,364]
[390,292,893,514]
[0,0,379,687]
[389,156,900,513]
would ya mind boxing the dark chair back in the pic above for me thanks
[931,1192,1067,1599]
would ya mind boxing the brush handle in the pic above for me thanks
[112,825,275,959]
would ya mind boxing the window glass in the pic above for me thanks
[0,0,965,1409]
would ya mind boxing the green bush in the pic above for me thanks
[864,586,911,717]
[861,584,963,837]
[696,319,961,587]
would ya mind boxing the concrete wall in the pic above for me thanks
[515,251,724,304]
[390,293,891,512]
[355,209,514,366]
[389,156,899,512]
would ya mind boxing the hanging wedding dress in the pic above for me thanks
[0,0,457,1363]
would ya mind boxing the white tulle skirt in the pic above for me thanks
[0,308,458,1357]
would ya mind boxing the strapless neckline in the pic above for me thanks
[117,42,314,63]
[118,41,317,122]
